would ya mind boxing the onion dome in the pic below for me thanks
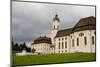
[53,14,60,22]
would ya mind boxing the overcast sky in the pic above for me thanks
[12,1,95,44]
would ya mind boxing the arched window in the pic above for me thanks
[62,42,64,49]
[65,41,67,48]
[72,39,74,47]
[84,37,87,45]
[92,36,94,45]
[59,42,60,49]
[77,38,79,46]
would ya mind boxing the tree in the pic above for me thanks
[12,42,20,53]
[19,44,23,52]
[22,42,26,49]
[32,48,36,53]
[26,47,31,52]
[14,43,19,50]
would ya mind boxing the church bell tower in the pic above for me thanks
[51,14,60,45]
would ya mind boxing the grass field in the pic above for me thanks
[12,53,96,66]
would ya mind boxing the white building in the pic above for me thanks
[32,36,54,54]
[32,14,96,54]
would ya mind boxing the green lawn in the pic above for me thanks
[12,53,96,66]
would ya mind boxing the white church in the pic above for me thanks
[31,14,96,54]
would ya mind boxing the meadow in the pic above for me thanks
[12,53,96,66]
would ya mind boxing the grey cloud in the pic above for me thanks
[12,1,95,43]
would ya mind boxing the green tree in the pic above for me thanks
[19,44,23,52]
[22,42,26,49]
[32,48,36,53]
[26,47,31,52]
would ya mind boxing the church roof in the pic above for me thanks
[33,36,52,44]
[72,16,96,32]
[55,16,96,38]
[55,28,72,37]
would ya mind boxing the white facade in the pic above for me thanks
[53,15,96,53]
[32,43,54,54]
[54,30,96,53]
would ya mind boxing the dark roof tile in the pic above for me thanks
[55,28,72,38]
[33,36,51,44]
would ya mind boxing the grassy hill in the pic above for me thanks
[12,53,96,66]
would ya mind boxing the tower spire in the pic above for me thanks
[53,13,60,22]
[51,13,60,46]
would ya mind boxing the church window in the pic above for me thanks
[79,33,84,37]
[72,39,74,47]
[92,36,94,45]
[59,38,60,41]
[59,42,60,49]
[65,41,67,48]
[71,35,72,38]
[62,38,64,40]
[62,42,64,49]
[84,37,87,45]
[77,38,79,46]
[65,37,67,40]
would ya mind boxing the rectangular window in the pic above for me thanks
[62,42,64,49]
[59,42,60,49]
[84,37,87,45]
[77,38,79,46]
[65,41,67,48]
[72,39,74,47]
[92,36,94,45]
[59,38,60,41]
[65,37,67,40]
[62,38,64,40]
